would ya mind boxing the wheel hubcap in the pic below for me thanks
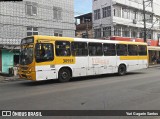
[62,72,68,79]
[120,67,125,74]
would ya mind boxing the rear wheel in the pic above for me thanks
[118,65,126,76]
[58,68,71,82]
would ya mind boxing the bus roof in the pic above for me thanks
[30,35,147,45]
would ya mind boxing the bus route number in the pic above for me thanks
[63,59,74,63]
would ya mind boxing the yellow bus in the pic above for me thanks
[18,35,148,82]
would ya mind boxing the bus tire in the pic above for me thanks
[118,64,126,76]
[58,68,71,82]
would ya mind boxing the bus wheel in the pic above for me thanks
[58,68,71,82]
[118,64,126,76]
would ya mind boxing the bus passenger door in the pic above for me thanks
[88,57,95,75]
[88,43,104,75]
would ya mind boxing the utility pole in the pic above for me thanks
[143,0,147,42]
[143,0,153,42]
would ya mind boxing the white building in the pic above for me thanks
[93,0,160,40]
[0,0,75,45]
[0,0,75,73]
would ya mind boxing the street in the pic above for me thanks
[0,67,160,119]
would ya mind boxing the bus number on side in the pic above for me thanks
[63,59,74,63]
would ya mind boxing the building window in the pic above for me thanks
[139,31,144,38]
[27,27,38,36]
[145,14,152,23]
[54,30,63,37]
[53,7,62,20]
[122,27,130,37]
[94,28,101,38]
[122,8,130,19]
[131,29,137,38]
[139,12,144,22]
[130,10,137,20]
[114,26,121,36]
[94,9,101,20]
[102,6,111,18]
[26,2,37,16]
[157,34,160,40]
[103,26,111,37]
[147,33,152,39]
[113,6,121,17]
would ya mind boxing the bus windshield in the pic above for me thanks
[20,44,33,65]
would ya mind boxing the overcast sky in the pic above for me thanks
[74,0,92,16]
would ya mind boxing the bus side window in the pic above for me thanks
[103,43,116,56]
[128,45,138,56]
[116,44,128,56]
[89,43,103,56]
[56,41,71,56]
[71,42,88,56]
[35,43,54,62]
[138,45,147,56]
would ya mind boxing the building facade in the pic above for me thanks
[0,0,75,73]
[93,0,160,65]
[93,0,160,40]
[75,13,93,38]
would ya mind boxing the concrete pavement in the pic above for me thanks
[0,67,160,119]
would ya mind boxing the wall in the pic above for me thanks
[0,0,75,41]
[2,50,14,73]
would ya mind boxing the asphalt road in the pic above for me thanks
[0,67,160,119]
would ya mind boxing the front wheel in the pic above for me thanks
[58,68,71,82]
[118,65,126,76]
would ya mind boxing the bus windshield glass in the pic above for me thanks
[20,44,33,65]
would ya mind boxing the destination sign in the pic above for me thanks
[21,37,34,44]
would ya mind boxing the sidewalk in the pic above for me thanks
[0,74,19,82]
[148,64,160,68]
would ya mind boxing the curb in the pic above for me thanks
[0,76,19,82]
[148,65,160,68]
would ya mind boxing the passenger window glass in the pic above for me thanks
[128,45,138,56]
[35,43,54,62]
[116,44,127,56]
[138,45,147,55]
[89,43,103,56]
[103,43,116,56]
[71,42,88,56]
[56,41,71,56]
